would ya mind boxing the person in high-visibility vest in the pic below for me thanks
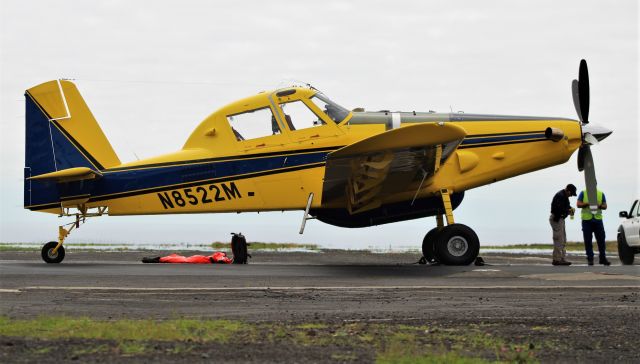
[576,188,611,266]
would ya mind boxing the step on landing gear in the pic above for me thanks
[41,206,106,264]
[421,189,480,266]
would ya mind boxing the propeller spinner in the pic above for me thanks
[572,59,612,212]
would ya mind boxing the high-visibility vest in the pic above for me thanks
[581,190,603,220]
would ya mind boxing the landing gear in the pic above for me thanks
[434,224,479,265]
[40,205,106,264]
[421,189,480,266]
[41,241,65,264]
[422,227,440,263]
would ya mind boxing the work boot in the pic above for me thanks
[552,260,572,266]
[587,258,594,266]
[599,258,611,266]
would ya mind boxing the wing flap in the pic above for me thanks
[322,123,466,214]
[330,122,466,158]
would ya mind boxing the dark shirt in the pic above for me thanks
[550,189,570,221]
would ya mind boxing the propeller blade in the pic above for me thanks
[577,146,585,172]
[571,79,583,122]
[578,59,590,123]
[581,145,599,211]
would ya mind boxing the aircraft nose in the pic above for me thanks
[582,123,613,142]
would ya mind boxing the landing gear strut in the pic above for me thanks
[421,189,480,266]
[41,205,106,264]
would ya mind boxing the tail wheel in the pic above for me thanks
[422,228,441,263]
[41,241,65,264]
[434,224,480,266]
[617,229,635,265]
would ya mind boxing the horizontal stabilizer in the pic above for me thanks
[28,167,102,182]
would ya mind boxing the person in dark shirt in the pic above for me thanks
[549,184,577,265]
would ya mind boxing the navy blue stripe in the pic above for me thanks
[461,133,545,145]
[26,130,548,208]
[27,150,331,206]
[104,146,342,172]
[465,130,543,138]
[88,162,326,203]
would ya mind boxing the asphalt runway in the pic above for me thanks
[1,250,638,321]
[2,250,639,363]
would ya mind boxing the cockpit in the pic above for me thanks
[225,88,350,142]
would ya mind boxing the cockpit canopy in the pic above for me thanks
[224,87,349,142]
[184,86,351,150]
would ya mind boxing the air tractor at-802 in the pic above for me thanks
[25,60,611,265]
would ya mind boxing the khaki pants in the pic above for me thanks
[549,214,566,261]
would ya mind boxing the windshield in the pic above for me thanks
[310,92,350,123]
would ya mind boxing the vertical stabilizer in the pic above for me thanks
[24,80,121,209]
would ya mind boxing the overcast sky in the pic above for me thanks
[1,0,638,248]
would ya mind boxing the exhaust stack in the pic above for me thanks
[544,127,564,142]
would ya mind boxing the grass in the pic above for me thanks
[484,241,618,252]
[377,352,493,364]
[2,240,618,254]
[0,241,320,252]
[0,316,545,362]
[0,244,40,252]
[0,316,251,343]
[210,241,319,251]
[0,243,145,252]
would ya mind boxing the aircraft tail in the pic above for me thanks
[24,80,121,209]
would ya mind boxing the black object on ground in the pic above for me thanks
[231,232,251,264]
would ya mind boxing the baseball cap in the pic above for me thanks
[566,184,577,196]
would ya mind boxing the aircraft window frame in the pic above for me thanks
[226,106,281,142]
[278,99,327,132]
[310,93,350,124]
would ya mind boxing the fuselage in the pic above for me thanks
[26,86,583,226]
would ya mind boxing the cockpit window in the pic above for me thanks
[280,100,325,131]
[310,93,350,123]
[227,107,281,141]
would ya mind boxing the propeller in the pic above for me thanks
[571,59,611,212]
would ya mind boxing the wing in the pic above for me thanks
[322,123,466,214]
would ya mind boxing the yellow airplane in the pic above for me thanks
[25,60,611,265]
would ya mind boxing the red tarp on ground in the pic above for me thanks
[159,252,232,264]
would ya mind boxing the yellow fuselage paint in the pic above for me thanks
[45,87,581,216]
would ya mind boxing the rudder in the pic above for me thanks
[24,80,121,209]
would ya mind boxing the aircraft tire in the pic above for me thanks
[422,228,441,263]
[41,241,65,264]
[434,224,479,266]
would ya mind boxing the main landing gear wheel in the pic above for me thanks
[422,228,441,263]
[41,241,65,264]
[434,224,479,266]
